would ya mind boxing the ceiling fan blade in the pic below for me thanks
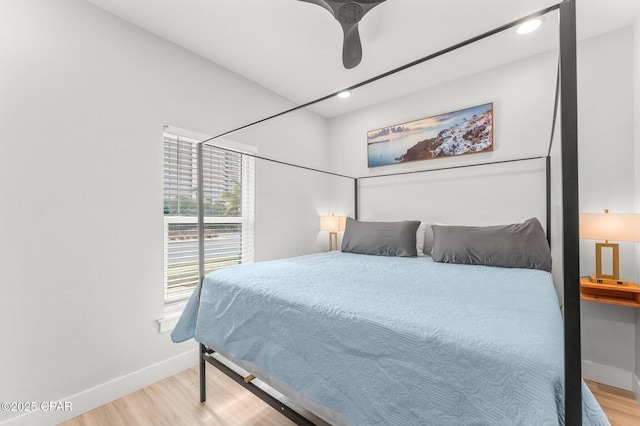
[341,22,362,69]
[298,0,387,68]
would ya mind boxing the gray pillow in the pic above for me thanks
[341,218,420,257]
[431,218,551,271]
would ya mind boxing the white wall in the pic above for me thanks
[328,54,557,178]
[0,1,330,424]
[222,110,336,260]
[328,50,559,285]
[577,27,637,390]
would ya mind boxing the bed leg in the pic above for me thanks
[199,343,206,402]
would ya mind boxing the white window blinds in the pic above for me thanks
[163,128,255,303]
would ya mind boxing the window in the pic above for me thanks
[163,127,255,304]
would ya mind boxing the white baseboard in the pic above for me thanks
[632,373,640,404]
[0,349,198,426]
[582,360,633,391]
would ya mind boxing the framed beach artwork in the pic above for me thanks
[367,103,494,168]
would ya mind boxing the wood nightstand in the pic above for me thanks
[580,278,640,308]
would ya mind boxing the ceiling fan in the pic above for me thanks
[299,0,388,69]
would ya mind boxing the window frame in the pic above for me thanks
[159,126,256,331]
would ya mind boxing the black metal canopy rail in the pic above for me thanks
[198,4,560,145]
[199,143,552,242]
[195,1,582,424]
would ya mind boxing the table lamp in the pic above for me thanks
[320,214,346,251]
[579,210,640,285]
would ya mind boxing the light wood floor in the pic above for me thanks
[585,380,640,426]
[61,368,639,425]
[60,366,296,426]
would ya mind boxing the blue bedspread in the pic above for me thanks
[172,251,609,425]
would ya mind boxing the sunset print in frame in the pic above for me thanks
[367,103,493,168]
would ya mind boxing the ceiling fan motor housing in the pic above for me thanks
[337,3,364,24]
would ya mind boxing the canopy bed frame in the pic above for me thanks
[190,1,582,424]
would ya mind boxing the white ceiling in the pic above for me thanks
[85,0,640,118]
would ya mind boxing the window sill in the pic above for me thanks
[158,301,187,333]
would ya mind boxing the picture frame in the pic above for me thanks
[367,102,493,168]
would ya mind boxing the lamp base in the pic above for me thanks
[328,232,338,251]
[590,275,629,286]
[595,242,619,280]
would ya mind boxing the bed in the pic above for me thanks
[174,1,589,422]
[172,247,608,425]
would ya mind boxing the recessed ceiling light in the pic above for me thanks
[337,91,351,99]
[516,18,543,35]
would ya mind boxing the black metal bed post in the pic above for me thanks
[354,178,359,220]
[546,156,552,246]
[197,142,207,403]
[559,0,582,424]
[546,59,561,248]
[199,343,207,402]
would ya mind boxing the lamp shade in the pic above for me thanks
[579,213,640,242]
[320,215,346,233]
